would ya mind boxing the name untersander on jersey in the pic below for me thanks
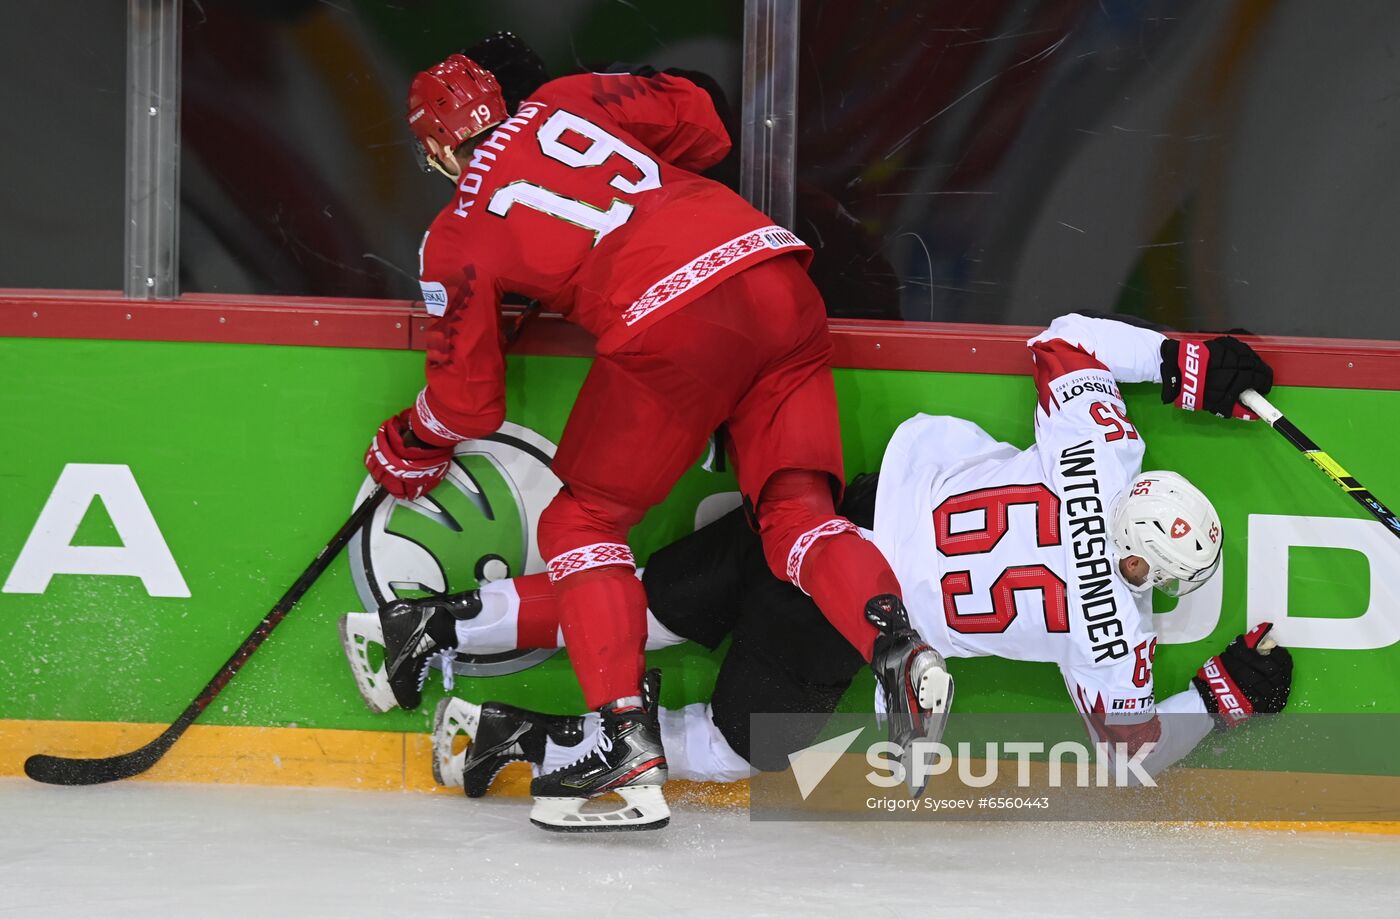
[1059,440,1129,664]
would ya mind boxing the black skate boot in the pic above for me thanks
[432,696,586,797]
[338,590,484,712]
[528,669,669,833]
[865,594,954,797]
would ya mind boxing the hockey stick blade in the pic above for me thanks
[24,485,388,786]
[1240,389,1400,540]
[25,714,192,785]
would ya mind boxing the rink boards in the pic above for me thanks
[2,322,1399,798]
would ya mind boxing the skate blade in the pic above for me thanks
[431,696,481,788]
[907,664,956,798]
[529,785,670,833]
[338,613,397,714]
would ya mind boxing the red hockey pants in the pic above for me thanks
[537,255,897,709]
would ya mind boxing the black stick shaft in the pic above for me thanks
[24,486,387,785]
[1241,389,1400,541]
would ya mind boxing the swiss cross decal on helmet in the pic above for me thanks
[1110,471,1223,597]
[407,53,508,160]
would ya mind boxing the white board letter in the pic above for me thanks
[1247,514,1400,650]
[3,464,190,598]
[1153,555,1223,645]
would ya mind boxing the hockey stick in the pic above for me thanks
[1240,388,1400,540]
[24,485,388,785]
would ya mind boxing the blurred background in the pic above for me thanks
[3,0,1398,337]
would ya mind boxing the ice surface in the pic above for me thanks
[2,778,1396,918]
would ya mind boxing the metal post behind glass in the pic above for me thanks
[125,0,181,299]
[741,0,800,231]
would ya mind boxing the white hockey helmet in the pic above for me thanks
[1109,471,1223,597]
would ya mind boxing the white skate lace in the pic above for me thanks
[414,649,457,692]
[437,650,456,691]
[556,727,613,772]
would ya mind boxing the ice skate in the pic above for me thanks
[338,590,483,712]
[528,669,669,833]
[337,612,396,713]
[865,594,954,797]
[432,696,585,797]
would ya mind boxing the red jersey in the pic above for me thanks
[411,71,811,445]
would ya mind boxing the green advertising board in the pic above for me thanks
[1,335,1397,765]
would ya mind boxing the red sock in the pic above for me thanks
[513,573,563,648]
[797,533,895,661]
[553,566,648,709]
[755,470,896,662]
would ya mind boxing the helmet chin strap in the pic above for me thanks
[434,148,464,181]
[420,138,464,181]
[426,156,458,181]
[1123,574,1154,595]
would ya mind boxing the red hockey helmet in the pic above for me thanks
[407,54,508,154]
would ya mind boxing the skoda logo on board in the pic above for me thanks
[348,422,562,676]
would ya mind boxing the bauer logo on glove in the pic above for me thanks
[1160,335,1274,420]
[364,409,456,501]
[1192,622,1293,727]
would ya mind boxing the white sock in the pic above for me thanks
[644,608,687,649]
[534,704,751,783]
[539,715,601,776]
[451,580,523,653]
[554,610,686,649]
[660,703,753,783]
[456,576,688,653]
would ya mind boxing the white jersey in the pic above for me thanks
[873,314,1211,768]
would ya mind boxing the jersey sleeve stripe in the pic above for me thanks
[413,387,472,444]
[1072,681,1163,752]
[1030,338,1111,412]
[621,225,805,327]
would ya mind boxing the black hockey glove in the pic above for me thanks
[1160,335,1273,418]
[1192,622,1293,727]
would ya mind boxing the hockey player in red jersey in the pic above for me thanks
[358,54,946,831]
[342,313,1292,801]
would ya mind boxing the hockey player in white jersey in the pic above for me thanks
[340,313,1293,798]
[870,313,1288,776]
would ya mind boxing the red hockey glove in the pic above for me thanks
[1160,335,1273,419]
[364,409,455,500]
[1192,622,1293,728]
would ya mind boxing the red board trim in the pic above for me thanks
[2,290,413,350]
[3,289,1399,390]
